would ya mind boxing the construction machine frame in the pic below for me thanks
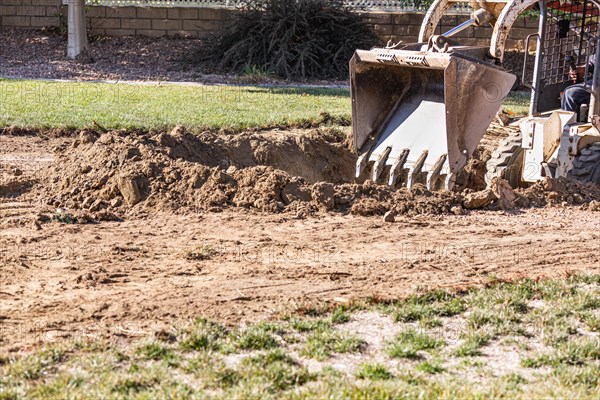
[350,0,600,190]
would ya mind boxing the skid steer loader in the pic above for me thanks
[350,0,600,190]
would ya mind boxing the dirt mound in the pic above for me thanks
[33,127,467,217]
[31,127,600,220]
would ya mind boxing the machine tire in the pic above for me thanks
[568,142,600,185]
[485,131,525,188]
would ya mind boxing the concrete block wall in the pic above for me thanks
[1,0,62,28]
[362,11,539,50]
[0,2,538,50]
[85,5,232,37]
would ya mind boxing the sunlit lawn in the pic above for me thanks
[0,78,530,131]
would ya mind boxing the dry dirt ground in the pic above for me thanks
[0,28,345,85]
[0,28,203,82]
[1,130,599,353]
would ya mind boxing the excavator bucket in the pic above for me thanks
[350,46,516,190]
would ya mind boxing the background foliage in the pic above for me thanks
[194,0,380,80]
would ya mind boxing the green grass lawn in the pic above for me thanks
[0,78,530,131]
[0,78,351,131]
[1,275,598,399]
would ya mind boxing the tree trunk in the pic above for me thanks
[67,0,91,61]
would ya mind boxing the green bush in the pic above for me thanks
[195,0,380,80]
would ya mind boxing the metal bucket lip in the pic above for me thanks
[353,45,510,74]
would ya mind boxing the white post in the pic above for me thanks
[67,0,89,60]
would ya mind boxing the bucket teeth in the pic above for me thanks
[388,148,410,186]
[426,154,447,191]
[359,148,452,190]
[355,151,370,178]
[444,172,457,191]
[372,146,392,182]
[406,150,429,188]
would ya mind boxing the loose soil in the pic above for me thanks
[1,127,599,352]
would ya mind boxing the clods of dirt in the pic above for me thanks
[7,126,598,221]
[32,127,463,218]
[517,177,600,208]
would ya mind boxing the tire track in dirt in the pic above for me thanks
[0,208,598,352]
[1,131,599,351]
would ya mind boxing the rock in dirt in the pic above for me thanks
[111,198,123,208]
[117,175,144,205]
[383,211,395,222]
[451,205,465,215]
[312,182,335,209]
[463,189,496,209]
[282,179,312,204]
[490,178,518,209]
[589,200,600,211]
[79,130,97,144]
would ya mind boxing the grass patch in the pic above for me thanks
[238,349,314,392]
[0,79,350,131]
[386,289,467,323]
[5,347,65,381]
[0,79,531,132]
[355,363,393,380]
[387,328,444,359]
[288,317,332,333]
[229,323,280,351]
[301,328,364,360]
[415,360,446,374]
[184,353,240,389]
[178,317,228,352]
[580,311,600,332]
[522,339,600,368]
[135,341,178,365]
[1,274,599,399]
[453,331,493,357]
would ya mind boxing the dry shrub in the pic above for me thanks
[195,0,380,80]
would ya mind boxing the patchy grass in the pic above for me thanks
[355,363,393,380]
[301,328,364,360]
[453,331,493,357]
[415,360,446,374]
[177,317,228,352]
[1,274,599,399]
[503,90,530,116]
[237,350,314,392]
[184,353,240,389]
[229,323,280,351]
[385,289,467,323]
[387,328,444,359]
[135,341,179,366]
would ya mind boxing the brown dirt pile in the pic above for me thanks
[33,127,466,217]
[31,127,600,220]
